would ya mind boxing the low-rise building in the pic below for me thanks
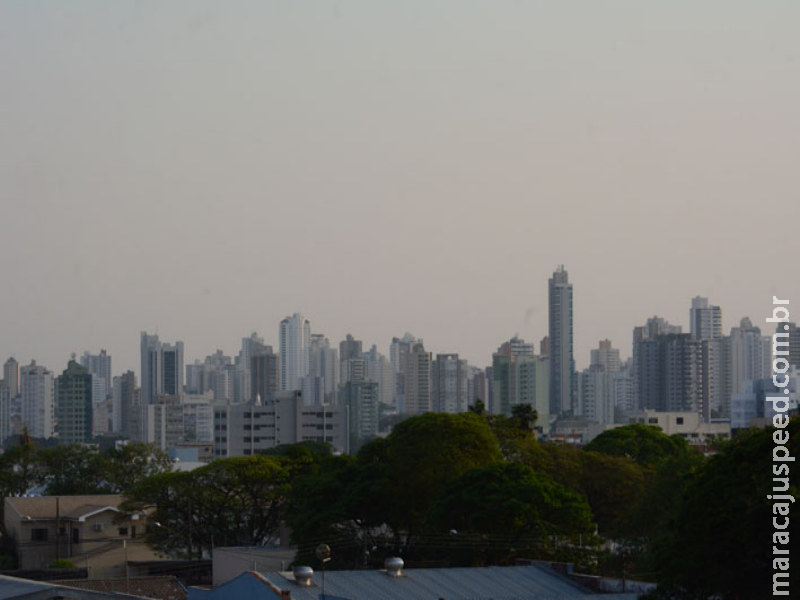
[627,410,731,448]
[4,495,160,578]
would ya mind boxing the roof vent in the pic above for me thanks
[292,565,314,586]
[384,557,404,577]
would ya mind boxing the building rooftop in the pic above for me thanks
[261,564,639,600]
[0,574,150,599]
[5,495,125,521]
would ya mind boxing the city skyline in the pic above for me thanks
[0,286,785,381]
[2,2,798,379]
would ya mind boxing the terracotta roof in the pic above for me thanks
[5,495,125,521]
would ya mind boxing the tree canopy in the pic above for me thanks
[583,424,691,468]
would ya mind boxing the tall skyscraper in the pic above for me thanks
[339,380,379,452]
[390,333,418,411]
[303,334,338,405]
[339,334,366,386]
[140,332,184,405]
[635,333,712,420]
[161,342,184,397]
[431,353,468,414]
[112,370,137,437]
[365,345,394,406]
[279,313,311,392]
[404,342,431,414]
[548,265,574,415]
[20,360,54,439]
[55,360,93,445]
[690,296,722,341]
[0,382,10,444]
[632,317,682,410]
[578,340,622,425]
[3,357,19,398]
[140,333,160,406]
[777,322,800,369]
[251,345,278,404]
[491,337,549,425]
[80,350,112,392]
[712,318,771,417]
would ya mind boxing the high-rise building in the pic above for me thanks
[80,350,112,394]
[390,333,418,411]
[302,334,338,405]
[55,360,93,445]
[251,346,278,404]
[140,333,184,405]
[632,317,682,411]
[340,380,380,452]
[431,354,468,414]
[491,337,549,426]
[776,322,800,369]
[20,360,54,439]
[590,340,621,372]
[112,370,137,437]
[161,342,184,397]
[578,340,623,425]
[339,334,363,362]
[635,333,712,421]
[548,266,574,415]
[0,382,10,444]
[469,367,487,407]
[339,334,366,386]
[279,313,311,392]
[144,396,183,451]
[613,360,634,414]
[712,318,771,418]
[365,345,393,406]
[233,332,266,403]
[690,296,722,341]
[3,357,19,398]
[403,342,431,414]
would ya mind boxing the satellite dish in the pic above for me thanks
[315,543,331,561]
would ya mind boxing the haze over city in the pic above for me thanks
[2,1,799,374]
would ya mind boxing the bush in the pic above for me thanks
[49,558,77,569]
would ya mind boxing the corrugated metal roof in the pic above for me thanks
[262,565,640,600]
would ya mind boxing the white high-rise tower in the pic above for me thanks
[279,313,311,392]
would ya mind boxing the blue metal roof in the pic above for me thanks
[262,564,640,600]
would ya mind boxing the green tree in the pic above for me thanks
[510,403,538,432]
[122,455,288,559]
[0,429,42,501]
[427,462,594,565]
[583,424,690,469]
[103,442,173,493]
[383,412,503,535]
[37,445,107,495]
[654,419,800,598]
[286,413,502,567]
[577,451,646,537]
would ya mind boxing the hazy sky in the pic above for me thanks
[2,1,799,376]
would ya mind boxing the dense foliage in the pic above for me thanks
[2,413,796,600]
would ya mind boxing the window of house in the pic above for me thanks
[676,417,684,425]
[118,527,128,537]
[31,528,48,541]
